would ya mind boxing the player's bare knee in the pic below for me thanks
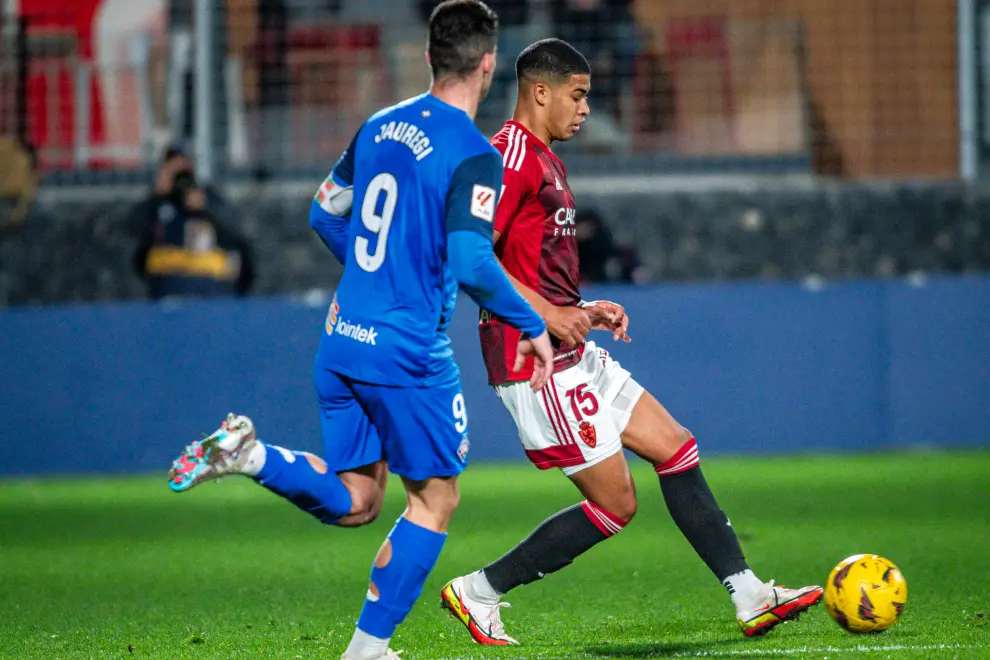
[406,488,459,531]
[624,393,694,464]
[582,498,633,537]
[654,430,701,477]
[363,491,386,524]
[334,513,368,528]
[636,422,692,464]
[653,419,689,453]
[590,490,637,522]
[337,496,385,527]
[368,493,385,522]
[613,492,638,522]
[432,489,460,521]
[336,506,382,528]
[335,485,384,527]
[401,475,460,532]
[356,489,384,515]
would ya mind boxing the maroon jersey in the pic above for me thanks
[479,120,583,385]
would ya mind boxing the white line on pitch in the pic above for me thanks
[652,643,978,657]
[432,642,978,660]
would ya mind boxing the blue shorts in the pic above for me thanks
[313,366,470,481]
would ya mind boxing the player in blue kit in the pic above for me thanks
[165,2,553,658]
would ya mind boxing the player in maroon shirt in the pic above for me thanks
[441,38,823,643]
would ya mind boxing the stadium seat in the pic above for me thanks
[287,24,389,161]
[664,16,735,154]
[23,26,80,169]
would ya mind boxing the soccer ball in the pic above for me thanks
[824,554,907,633]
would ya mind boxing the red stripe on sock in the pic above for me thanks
[580,500,628,537]
[655,437,700,476]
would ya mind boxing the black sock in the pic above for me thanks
[483,501,624,594]
[659,464,749,581]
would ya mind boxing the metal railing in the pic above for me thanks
[4,0,965,184]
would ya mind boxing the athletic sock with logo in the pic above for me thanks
[481,500,627,595]
[253,443,353,524]
[655,438,750,585]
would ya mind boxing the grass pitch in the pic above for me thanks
[1,452,988,659]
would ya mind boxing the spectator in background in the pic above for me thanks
[576,208,648,284]
[551,0,640,122]
[130,146,254,300]
[0,138,38,234]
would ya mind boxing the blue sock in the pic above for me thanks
[254,443,352,524]
[357,517,448,638]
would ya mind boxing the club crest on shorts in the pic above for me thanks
[578,421,597,448]
[457,435,470,462]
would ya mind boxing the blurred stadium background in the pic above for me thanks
[1,0,988,462]
[1,0,987,300]
[1,2,989,658]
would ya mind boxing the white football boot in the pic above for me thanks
[736,580,824,636]
[167,413,258,492]
[440,576,518,645]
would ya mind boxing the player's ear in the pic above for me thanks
[424,50,431,69]
[533,81,550,108]
[481,51,496,78]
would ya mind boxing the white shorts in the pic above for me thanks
[495,341,645,475]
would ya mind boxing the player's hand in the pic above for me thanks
[515,329,554,392]
[584,300,631,343]
[545,305,592,347]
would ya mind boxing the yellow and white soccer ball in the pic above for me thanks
[824,554,907,633]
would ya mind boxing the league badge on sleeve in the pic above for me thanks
[471,185,496,222]
[315,175,334,205]
[316,174,354,216]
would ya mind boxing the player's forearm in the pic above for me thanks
[498,259,553,319]
[308,201,349,264]
[462,271,547,337]
[449,231,546,336]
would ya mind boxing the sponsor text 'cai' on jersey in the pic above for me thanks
[480,120,583,385]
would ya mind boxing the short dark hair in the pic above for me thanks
[516,38,590,84]
[427,0,499,79]
[163,143,186,163]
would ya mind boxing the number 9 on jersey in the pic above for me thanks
[356,173,398,273]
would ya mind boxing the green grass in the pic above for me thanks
[1,452,989,659]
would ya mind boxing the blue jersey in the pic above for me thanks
[310,93,541,387]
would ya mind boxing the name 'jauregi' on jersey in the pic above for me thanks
[374,120,435,161]
[314,92,510,387]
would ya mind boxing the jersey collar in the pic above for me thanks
[424,93,471,120]
[504,120,560,166]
